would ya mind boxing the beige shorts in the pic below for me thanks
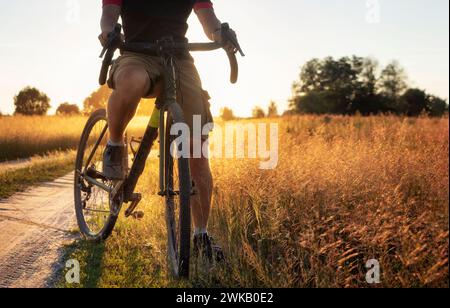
[108,51,214,139]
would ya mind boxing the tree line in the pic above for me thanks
[288,56,448,117]
[6,85,152,116]
[220,101,279,121]
[6,86,81,116]
[5,56,448,118]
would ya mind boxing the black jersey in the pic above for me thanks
[103,0,214,43]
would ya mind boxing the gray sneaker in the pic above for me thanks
[102,144,126,180]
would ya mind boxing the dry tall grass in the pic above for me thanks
[0,115,148,161]
[65,115,448,288]
[207,115,449,287]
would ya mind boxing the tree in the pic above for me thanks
[220,107,235,121]
[83,85,112,114]
[357,57,379,96]
[293,58,322,94]
[400,89,428,116]
[267,101,279,117]
[14,86,51,116]
[292,56,363,115]
[289,56,445,117]
[349,58,388,115]
[378,61,408,100]
[252,106,266,119]
[56,103,81,116]
[426,96,449,117]
[291,91,337,115]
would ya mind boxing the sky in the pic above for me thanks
[0,0,448,117]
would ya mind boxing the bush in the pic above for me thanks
[14,86,50,116]
[56,103,81,116]
[220,107,236,121]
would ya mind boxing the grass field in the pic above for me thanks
[59,115,449,288]
[0,115,149,198]
[0,115,149,162]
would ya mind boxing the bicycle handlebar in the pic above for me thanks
[99,24,122,86]
[122,41,239,84]
[99,23,244,86]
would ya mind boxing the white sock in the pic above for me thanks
[194,227,208,236]
[108,139,125,147]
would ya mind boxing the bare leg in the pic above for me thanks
[190,144,213,231]
[107,66,151,143]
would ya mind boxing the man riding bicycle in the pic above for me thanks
[99,0,237,261]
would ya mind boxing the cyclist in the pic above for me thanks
[99,0,237,261]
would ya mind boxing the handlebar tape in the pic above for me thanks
[99,24,122,85]
[227,51,238,84]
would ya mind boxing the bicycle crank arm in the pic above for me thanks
[125,193,142,218]
[84,175,113,193]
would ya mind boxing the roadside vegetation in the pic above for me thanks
[0,151,76,199]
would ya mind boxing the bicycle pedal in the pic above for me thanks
[125,193,142,218]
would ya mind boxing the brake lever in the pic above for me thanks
[221,23,245,57]
[99,24,122,58]
[99,45,108,59]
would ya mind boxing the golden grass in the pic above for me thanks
[208,115,449,287]
[0,115,148,161]
[62,115,449,288]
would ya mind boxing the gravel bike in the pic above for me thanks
[74,23,243,278]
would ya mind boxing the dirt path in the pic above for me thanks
[0,173,77,288]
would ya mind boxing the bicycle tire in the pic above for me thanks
[74,109,121,242]
[164,103,192,278]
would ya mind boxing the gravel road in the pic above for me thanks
[0,173,77,288]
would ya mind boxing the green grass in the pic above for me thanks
[58,158,188,288]
[57,158,218,288]
[0,151,76,199]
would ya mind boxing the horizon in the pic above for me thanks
[0,0,449,117]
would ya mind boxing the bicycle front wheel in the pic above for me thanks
[164,103,192,279]
[74,109,122,242]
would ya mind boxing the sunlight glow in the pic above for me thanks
[0,0,448,116]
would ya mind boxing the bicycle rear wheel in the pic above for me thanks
[74,109,123,242]
[164,104,192,278]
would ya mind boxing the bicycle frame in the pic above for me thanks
[82,54,179,210]
[75,23,243,276]
[89,23,244,213]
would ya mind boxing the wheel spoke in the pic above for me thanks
[83,208,111,214]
